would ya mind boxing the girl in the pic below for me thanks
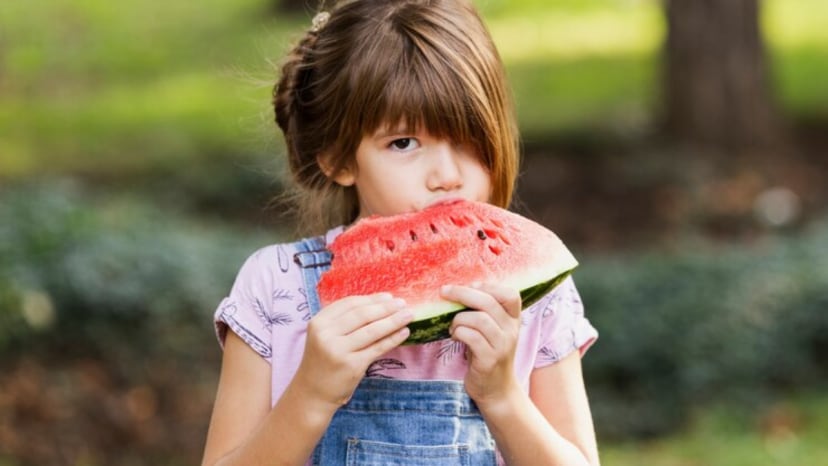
[202,1,600,465]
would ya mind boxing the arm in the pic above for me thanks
[445,283,599,466]
[202,294,413,466]
[201,330,334,466]
[481,352,600,466]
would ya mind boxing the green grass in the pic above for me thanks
[0,0,288,177]
[509,55,657,138]
[601,393,828,466]
[763,0,828,118]
[1,0,826,177]
[484,3,664,137]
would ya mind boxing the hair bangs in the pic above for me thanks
[356,34,488,162]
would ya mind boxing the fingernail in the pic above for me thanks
[441,285,452,294]
[391,298,406,309]
[394,310,414,325]
[470,281,482,288]
[377,292,393,301]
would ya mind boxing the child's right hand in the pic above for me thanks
[292,293,412,410]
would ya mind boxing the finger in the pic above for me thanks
[451,310,501,350]
[347,308,414,351]
[451,324,495,363]
[363,322,412,359]
[441,284,508,323]
[440,284,499,311]
[335,298,407,335]
[473,282,522,319]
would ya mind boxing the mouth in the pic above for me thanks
[423,196,467,210]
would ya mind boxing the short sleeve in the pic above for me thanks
[214,247,282,362]
[533,276,598,369]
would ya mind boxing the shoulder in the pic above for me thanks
[223,243,301,300]
[214,235,333,357]
[232,227,342,284]
[239,241,303,277]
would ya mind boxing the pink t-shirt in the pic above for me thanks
[214,227,598,406]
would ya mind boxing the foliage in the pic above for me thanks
[0,182,280,465]
[0,181,273,357]
[578,226,828,438]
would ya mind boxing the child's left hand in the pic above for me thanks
[443,282,522,406]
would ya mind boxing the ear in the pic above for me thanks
[316,152,356,187]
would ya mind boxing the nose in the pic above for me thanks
[426,142,463,192]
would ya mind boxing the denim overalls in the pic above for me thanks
[294,236,499,465]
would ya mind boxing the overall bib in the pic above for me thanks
[294,236,498,466]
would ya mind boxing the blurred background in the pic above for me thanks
[1,0,827,464]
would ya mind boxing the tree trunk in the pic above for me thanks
[663,0,785,152]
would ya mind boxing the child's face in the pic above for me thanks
[334,125,492,219]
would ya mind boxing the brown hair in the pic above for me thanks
[273,0,519,235]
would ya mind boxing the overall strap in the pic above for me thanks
[292,236,332,317]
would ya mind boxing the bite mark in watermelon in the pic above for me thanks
[317,199,578,344]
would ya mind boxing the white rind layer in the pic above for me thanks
[409,249,579,321]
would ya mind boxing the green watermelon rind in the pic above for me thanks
[402,269,574,345]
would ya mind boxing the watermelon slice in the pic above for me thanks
[317,199,578,344]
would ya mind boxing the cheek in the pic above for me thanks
[479,171,495,202]
[469,161,493,189]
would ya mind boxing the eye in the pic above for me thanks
[389,137,419,152]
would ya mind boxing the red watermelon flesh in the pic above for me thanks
[317,199,578,344]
